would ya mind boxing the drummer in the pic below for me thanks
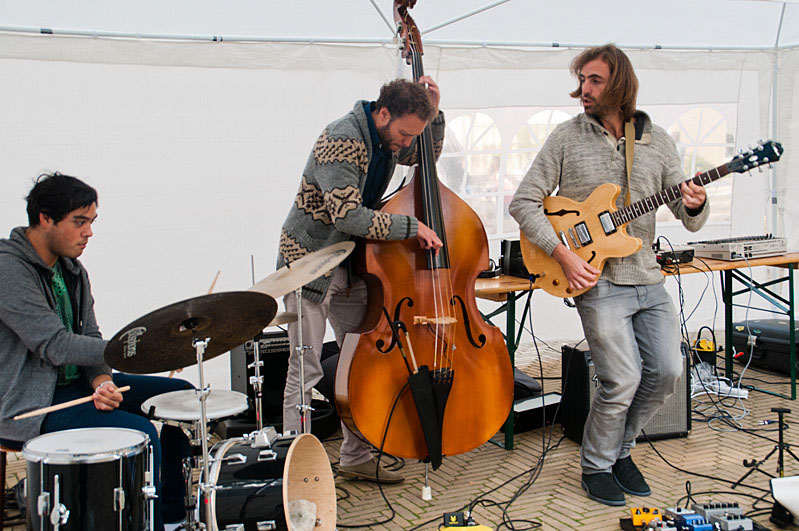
[276,78,445,483]
[0,173,191,530]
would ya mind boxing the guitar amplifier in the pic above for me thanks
[230,330,291,419]
[560,343,691,443]
[500,239,529,278]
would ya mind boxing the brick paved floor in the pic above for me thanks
[4,339,799,530]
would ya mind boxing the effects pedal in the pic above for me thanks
[442,512,491,530]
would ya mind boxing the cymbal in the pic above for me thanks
[268,311,298,327]
[249,241,354,299]
[104,291,277,374]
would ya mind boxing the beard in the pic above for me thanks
[376,121,398,152]
[583,95,614,119]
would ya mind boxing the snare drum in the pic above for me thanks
[142,389,248,445]
[200,432,336,531]
[23,427,154,531]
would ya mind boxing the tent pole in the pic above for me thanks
[770,3,786,236]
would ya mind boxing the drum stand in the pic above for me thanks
[294,287,313,435]
[175,336,215,531]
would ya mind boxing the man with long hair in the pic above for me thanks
[510,44,708,505]
[277,77,444,483]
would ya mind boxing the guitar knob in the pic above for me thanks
[552,280,560,286]
[566,288,573,294]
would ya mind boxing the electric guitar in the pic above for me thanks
[519,139,783,298]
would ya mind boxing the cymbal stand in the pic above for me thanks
[193,337,213,529]
[249,337,265,432]
[294,287,313,434]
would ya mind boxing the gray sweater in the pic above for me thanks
[278,100,446,302]
[0,226,109,443]
[509,111,709,286]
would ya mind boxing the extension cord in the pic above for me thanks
[694,381,749,399]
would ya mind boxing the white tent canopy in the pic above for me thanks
[0,1,796,389]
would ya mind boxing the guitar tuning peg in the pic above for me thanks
[758,145,764,151]
[743,165,749,171]
[764,157,769,163]
[759,139,764,144]
[738,148,744,154]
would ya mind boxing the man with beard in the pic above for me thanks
[276,77,444,483]
[509,44,708,505]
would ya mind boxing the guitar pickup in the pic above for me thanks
[598,211,616,236]
[574,222,592,246]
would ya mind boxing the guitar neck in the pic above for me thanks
[611,163,729,227]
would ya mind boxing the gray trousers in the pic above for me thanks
[283,267,373,467]
[574,280,683,474]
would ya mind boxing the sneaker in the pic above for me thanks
[581,472,626,506]
[338,457,404,484]
[612,456,651,496]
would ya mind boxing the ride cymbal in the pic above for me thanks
[104,291,277,374]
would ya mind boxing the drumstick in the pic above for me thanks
[169,269,221,379]
[13,385,131,420]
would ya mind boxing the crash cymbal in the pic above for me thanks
[249,241,354,299]
[268,311,298,327]
[104,291,277,374]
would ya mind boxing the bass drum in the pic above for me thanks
[200,432,335,531]
[22,427,153,531]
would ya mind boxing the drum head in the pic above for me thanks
[22,427,149,464]
[142,389,249,422]
[282,433,336,530]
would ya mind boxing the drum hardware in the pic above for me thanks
[250,337,266,432]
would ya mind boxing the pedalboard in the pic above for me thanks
[620,502,761,531]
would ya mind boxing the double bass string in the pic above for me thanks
[407,27,455,372]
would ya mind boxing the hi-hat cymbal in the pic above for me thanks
[104,291,277,374]
[249,241,354,299]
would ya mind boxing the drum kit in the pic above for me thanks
[20,242,355,531]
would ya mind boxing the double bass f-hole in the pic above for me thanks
[377,299,413,354]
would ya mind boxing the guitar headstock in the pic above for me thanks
[728,139,783,174]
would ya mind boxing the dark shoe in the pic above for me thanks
[338,457,404,484]
[581,473,625,506]
[612,456,651,496]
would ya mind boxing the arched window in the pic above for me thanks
[438,112,503,235]
[664,107,734,222]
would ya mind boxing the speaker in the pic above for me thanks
[229,331,340,440]
[230,330,292,419]
[560,342,691,444]
[500,239,529,278]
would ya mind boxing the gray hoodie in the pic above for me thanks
[0,226,109,443]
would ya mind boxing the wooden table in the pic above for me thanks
[476,252,799,449]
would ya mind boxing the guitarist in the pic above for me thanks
[509,44,708,506]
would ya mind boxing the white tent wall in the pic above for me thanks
[0,32,794,390]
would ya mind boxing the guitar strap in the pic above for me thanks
[624,118,635,206]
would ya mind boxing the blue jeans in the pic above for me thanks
[574,280,682,474]
[40,374,193,530]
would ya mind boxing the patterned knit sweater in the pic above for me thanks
[278,100,446,302]
[509,111,709,287]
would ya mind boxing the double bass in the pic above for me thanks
[335,2,513,462]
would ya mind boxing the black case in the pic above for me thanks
[732,319,799,375]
